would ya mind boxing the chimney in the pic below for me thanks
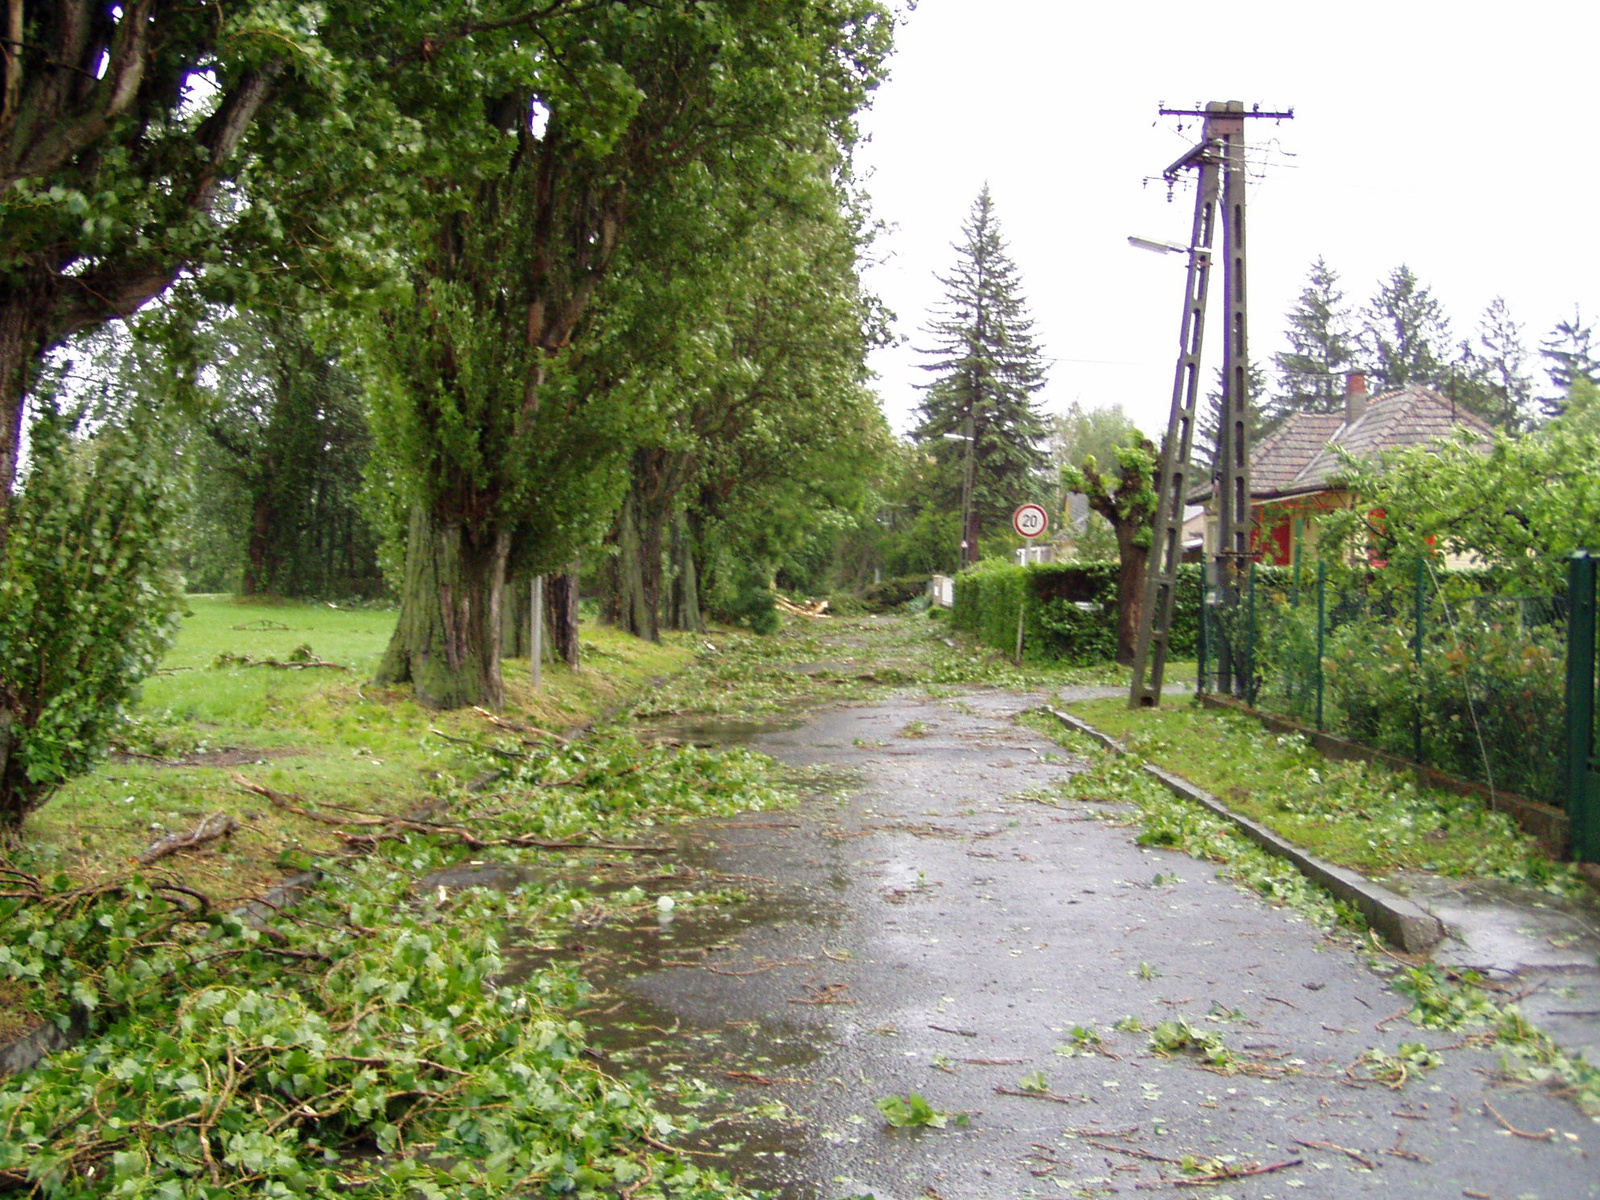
[1344,371,1368,424]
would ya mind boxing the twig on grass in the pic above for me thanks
[137,811,239,864]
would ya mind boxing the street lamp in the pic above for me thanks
[1127,235,1212,258]
[941,422,977,569]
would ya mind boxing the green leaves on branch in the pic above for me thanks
[0,404,185,827]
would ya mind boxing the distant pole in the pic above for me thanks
[530,574,544,688]
[959,408,977,569]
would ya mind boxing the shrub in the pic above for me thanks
[0,403,185,830]
[954,561,1203,666]
[861,574,930,613]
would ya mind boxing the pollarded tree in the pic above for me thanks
[1358,265,1452,390]
[913,186,1050,566]
[1060,434,1159,666]
[1271,257,1353,420]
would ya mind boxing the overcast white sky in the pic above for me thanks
[857,0,1600,438]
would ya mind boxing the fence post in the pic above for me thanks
[1315,560,1326,731]
[1245,560,1258,706]
[1196,579,1208,695]
[1567,551,1598,862]
[1413,557,1425,765]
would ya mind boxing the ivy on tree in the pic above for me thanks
[913,185,1050,566]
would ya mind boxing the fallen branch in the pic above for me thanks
[999,1086,1086,1105]
[1087,1140,1183,1165]
[232,774,389,826]
[137,812,239,865]
[1170,1158,1300,1187]
[1293,1139,1374,1169]
[213,651,349,671]
[429,728,531,759]
[1483,1099,1554,1140]
[471,707,571,744]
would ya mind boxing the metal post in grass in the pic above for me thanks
[1245,560,1258,706]
[1315,560,1326,731]
[1290,517,1302,608]
[1566,551,1598,862]
[1196,582,1209,695]
[1413,557,1425,765]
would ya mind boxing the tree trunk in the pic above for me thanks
[545,567,581,669]
[601,489,658,640]
[374,505,509,709]
[667,513,704,632]
[0,287,47,551]
[241,493,271,595]
[502,570,530,659]
[1113,527,1148,667]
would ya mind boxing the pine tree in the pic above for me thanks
[912,185,1049,565]
[1449,296,1534,432]
[1538,307,1600,419]
[1271,257,1353,419]
[1358,265,1451,389]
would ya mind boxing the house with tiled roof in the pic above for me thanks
[1199,373,1492,566]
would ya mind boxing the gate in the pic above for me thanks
[1566,551,1600,862]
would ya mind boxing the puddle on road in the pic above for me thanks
[641,715,807,747]
[427,814,860,1197]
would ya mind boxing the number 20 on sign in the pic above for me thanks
[1013,504,1048,539]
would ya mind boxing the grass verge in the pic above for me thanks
[1060,695,1582,894]
[20,596,695,899]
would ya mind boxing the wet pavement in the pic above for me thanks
[551,678,1600,1200]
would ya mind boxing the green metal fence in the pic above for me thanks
[1199,558,1570,816]
[1566,552,1600,862]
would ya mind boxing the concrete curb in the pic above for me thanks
[1042,706,1445,954]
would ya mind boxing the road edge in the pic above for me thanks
[1041,705,1445,954]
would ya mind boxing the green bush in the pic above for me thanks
[862,574,930,613]
[0,404,185,829]
[953,561,1204,666]
[1251,564,1567,804]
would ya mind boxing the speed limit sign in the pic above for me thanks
[1013,503,1049,539]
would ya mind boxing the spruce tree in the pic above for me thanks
[1359,264,1451,390]
[913,185,1049,566]
[1272,257,1353,419]
[1538,308,1600,419]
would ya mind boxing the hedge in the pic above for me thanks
[951,560,1205,665]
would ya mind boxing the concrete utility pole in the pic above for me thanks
[1129,100,1292,709]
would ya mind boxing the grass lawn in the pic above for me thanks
[1061,693,1580,892]
[18,595,695,902]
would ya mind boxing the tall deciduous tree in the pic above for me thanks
[1271,257,1353,422]
[590,152,887,641]
[367,1,891,708]
[913,186,1049,566]
[1358,265,1451,390]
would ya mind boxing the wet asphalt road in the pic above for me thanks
[584,686,1600,1200]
